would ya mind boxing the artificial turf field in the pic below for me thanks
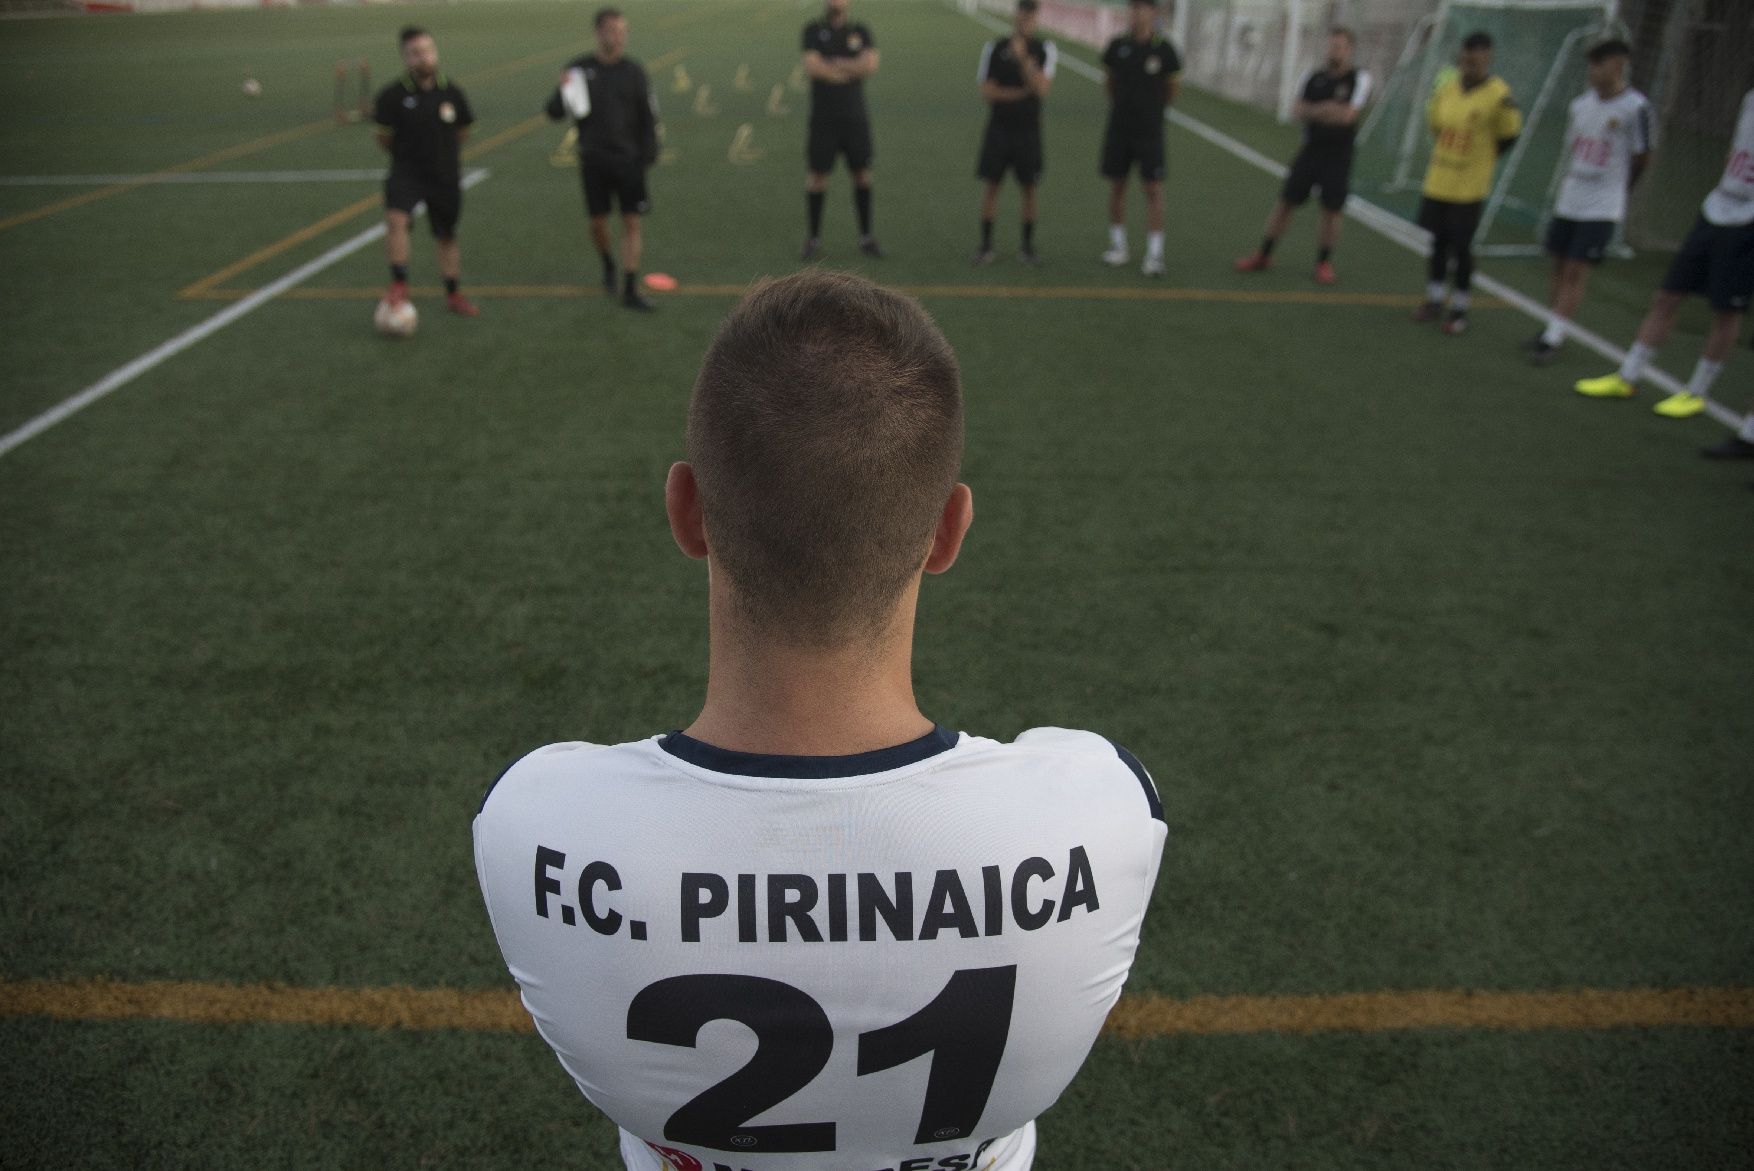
[1,0,1752,1166]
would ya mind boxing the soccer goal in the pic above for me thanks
[1353,0,1621,255]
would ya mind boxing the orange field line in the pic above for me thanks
[2,979,1749,1037]
[0,118,335,234]
[180,283,1507,309]
[175,113,552,301]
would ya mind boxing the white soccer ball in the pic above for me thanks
[374,298,418,337]
[242,78,263,98]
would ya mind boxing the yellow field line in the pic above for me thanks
[2,979,1749,1037]
[0,118,335,234]
[180,283,1506,309]
[175,113,550,301]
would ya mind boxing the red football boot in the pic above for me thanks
[446,292,480,317]
[1314,260,1337,285]
[1233,251,1271,273]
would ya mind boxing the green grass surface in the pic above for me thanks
[3,1,1752,1167]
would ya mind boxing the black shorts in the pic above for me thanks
[1661,214,1754,313]
[1545,217,1615,265]
[807,117,873,174]
[384,170,462,239]
[1100,122,1165,182]
[977,122,1043,185]
[1418,197,1484,245]
[1282,147,1352,211]
[580,156,650,218]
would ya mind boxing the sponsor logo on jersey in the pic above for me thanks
[439,101,456,123]
[1145,56,1161,75]
[848,33,863,51]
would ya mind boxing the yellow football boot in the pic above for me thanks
[1574,372,1634,399]
[1653,393,1706,418]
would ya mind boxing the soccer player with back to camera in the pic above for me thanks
[1526,39,1652,367]
[1233,27,1372,284]
[375,26,478,317]
[547,7,661,313]
[972,0,1058,267]
[1413,32,1522,335]
[801,0,883,260]
[474,269,1167,1171]
[1100,0,1182,277]
[1575,87,1754,434]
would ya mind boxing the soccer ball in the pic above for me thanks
[374,298,418,338]
[241,78,263,98]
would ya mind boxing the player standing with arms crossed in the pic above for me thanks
[1413,32,1522,335]
[1526,39,1652,366]
[1100,0,1181,277]
[1574,87,1754,421]
[474,270,1166,1171]
[547,7,661,313]
[973,0,1057,267]
[1232,27,1371,284]
[801,0,883,260]
[376,27,478,318]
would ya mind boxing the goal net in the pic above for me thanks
[1352,0,1619,255]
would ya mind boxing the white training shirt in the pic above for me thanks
[474,725,1167,1171]
[1703,88,1754,228]
[1553,86,1654,223]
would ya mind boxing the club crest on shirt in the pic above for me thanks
[1115,44,1131,58]
[818,28,830,41]
[848,33,863,51]
[1606,117,1620,131]
[1145,56,1161,74]
[402,95,417,108]
[439,101,456,123]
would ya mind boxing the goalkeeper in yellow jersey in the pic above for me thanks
[1413,32,1522,335]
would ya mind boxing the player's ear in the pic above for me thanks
[666,461,710,561]
[924,482,973,575]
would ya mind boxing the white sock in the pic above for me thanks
[1739,414,1754,442]
[1146,231,1164,259]
[1109,224,1126,250]
[1450,290,1471,312]
[1541,316,1566,346]
[1426,281,1445,304]
[1685,358,1722,398]
[1619,341,1655,383]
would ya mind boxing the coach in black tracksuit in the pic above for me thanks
[801,0,882,259]
[546,6,660,311]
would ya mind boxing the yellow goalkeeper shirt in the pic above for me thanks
[1422,75,1523,203]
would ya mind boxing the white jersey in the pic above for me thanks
[1703,88,1754,227]
[474,725,1167,1171]
[1553,86,1653,223]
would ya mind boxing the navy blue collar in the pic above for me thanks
[658,725,958,779]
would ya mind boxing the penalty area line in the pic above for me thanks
[0,170,490,462]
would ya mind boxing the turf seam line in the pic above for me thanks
[962,5,1737,430]
[3,979,1751,1037]
[0,169,489,462]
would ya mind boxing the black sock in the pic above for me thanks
[1022,220,1035,249]
[980,219,993,250]
[390,264,409,283]
[1317,247,1332,264]
[854,186,872,237]
[1259,237,1276,258]
[444,277,459,296]
[599,250,615,279]
[624,271,638,297]
[807,191,825,238]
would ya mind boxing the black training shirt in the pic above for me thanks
[802,17,876,121]
[978,35,1057,127]
[1298,67,1372,151]
[1101,34,1180,133]
[374,73,475,180]
[545,55,659,167]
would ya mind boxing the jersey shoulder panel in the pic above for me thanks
[1010,727,1165,823]
[476,740,615,817]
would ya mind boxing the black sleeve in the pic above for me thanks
[544,86,565,121]
[801,22,815,51]
[454,87,476,128]
[373,87,397,130]
[1164,42,1182,75]
[858,22,875,48]
[1301,71,1321,102]
[1101,38,1120,69]
[636,66,658,166]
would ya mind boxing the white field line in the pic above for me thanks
[0,168,487,187]
[0,169,490,461]
[963,5,1737,430]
